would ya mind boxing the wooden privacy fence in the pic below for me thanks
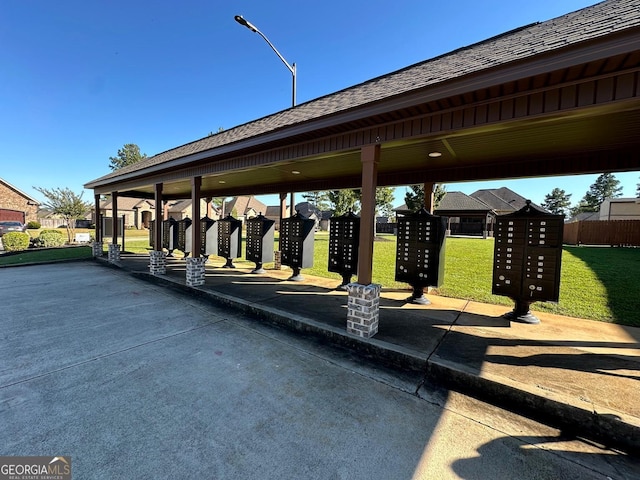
[563,220,640,246]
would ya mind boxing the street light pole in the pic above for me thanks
[234,15,296,107]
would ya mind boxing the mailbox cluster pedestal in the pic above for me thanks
[218,214,242,268]
[280,212,315,281]
[149,220,155,249]
[200,216,218,259]
[246,214,275,274]
[492,200,564,324]
[395,208,446,304]
[176,217,193,258]
[328,212,360,287]
[163,218,178,256]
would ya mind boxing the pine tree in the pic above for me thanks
[109,144,147,171]
[540,188,572,216]
[573,173,623,214]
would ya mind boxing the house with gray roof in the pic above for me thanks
[434,192,496,237]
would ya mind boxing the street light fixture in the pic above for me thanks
[234,15,297,107]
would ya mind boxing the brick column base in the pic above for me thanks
[186,257,207,287]
[273,250,282,270]
[149,250,166,275]
[108,243,121,263]
[346,283,381,338]
[92,241,103,257]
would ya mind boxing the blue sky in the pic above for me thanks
[1,0,637,209]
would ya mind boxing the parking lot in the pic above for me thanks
[1,261,638,479]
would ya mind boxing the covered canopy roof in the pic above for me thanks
[85,0,640,200]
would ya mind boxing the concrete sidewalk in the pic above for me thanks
[103,253,640,454]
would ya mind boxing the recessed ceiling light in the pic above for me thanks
[291,170,301,175]
[428,151,442,158]
[218,180,226,184]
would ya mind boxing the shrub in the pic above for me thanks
[2,232,30,252]
[26,221,41,229]
[34,230,66,248]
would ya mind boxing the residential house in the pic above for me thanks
[598,197,640,221]
[469,187,541,215]
[224,196,267,221]
[0,177,39,223]
[264,205,291,230]
[100,197,156,229]
[434,191,495,237]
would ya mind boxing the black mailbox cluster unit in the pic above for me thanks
[176,217,193,257]
[200,216,218,258]
[280,212,315,281]
[149,220,155,248]
[492,200,564,324]
[218,214,243,268]
[328,211,360,286]
[246,214,275,273]
[395,208,446,304]
[163,218,178,256]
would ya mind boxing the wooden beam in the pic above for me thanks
[356,144,380,285]
[191,177,202,258]
[94,194,101,242]
[111,192,118,245]
[424,182,435,213]
[154,183,163,251]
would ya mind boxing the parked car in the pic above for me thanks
[0,221,27,237]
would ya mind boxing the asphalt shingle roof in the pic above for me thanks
[435,191,493,212]
[86,0,640,188]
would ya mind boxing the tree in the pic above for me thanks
[374,187,395,217]
[34,187,92,243]
[404,184,446,212]
[109,143,147,171]
[326,190,360,216]
[301,191,329,211]
[580,173,623,212]
[636,177,639,198]
[541,188,572,216]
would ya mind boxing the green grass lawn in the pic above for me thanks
[6,228,638,326]
[0,246,93,265]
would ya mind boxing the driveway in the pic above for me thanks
[1,262,636,479]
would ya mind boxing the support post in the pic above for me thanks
[275,192,287,270]
[150,183,166,275]
[111,192,118,245]
[94,194,101,242]
[347,144,381,338]
[93,194,103,257]
[191,177,202,258]
[154,184,163,252]
[423,182,435,214]
[186,176,205,286]
[356,144,379,286]
[109,192,120,262]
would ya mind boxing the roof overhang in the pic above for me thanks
[85,16,640,201]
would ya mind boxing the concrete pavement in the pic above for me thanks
[103,253,640,455]
[2,261,640,479]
